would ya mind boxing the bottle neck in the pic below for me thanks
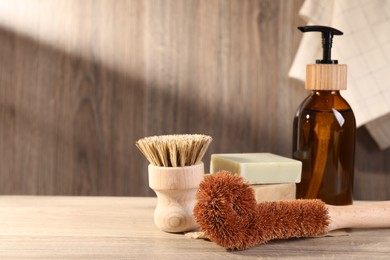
[311,90,341,96]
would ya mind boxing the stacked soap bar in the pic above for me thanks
[251,183,296,202]
[210,153,302,202]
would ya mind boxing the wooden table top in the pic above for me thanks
[0,196,389,259]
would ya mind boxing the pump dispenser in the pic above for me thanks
[292,25,356,205]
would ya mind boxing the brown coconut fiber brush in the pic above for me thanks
[194,171,390,250]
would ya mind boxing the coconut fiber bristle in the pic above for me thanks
[135,134,212,167]
[193,171,330,250]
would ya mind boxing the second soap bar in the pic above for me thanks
[210,153,302,184]
[252,183,296,202]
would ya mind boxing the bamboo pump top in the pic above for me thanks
[299,26,347,91]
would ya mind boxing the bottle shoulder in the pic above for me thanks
[298,91,353,112]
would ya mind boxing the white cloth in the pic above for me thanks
[289,0,390,150]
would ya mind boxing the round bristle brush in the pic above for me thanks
[194,171,390,250]
[136,134,212,233]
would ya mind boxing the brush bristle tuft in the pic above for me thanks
[135,134,212,167]
[194,171,258,250]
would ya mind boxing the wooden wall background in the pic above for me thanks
[0,0,389,199]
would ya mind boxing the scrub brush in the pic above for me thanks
[194,171,390,250]
[136,134,212,232]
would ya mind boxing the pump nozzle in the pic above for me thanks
[298,25,343,64]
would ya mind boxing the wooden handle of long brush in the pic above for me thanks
[326,201,390,232]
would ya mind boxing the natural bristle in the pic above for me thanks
[194,171,329,250]
[194,171,258,250]
[135,134,212,167]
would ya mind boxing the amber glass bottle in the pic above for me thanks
[293,90,355,205]
[293,25,356,205]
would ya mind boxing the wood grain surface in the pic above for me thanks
[0,196,389,259]
[0,0,388,198]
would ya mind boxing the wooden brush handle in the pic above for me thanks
[148,162,204,233]
[326,201,390,232]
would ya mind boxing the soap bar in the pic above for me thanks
[252,183,296,202]
[210,153,301,184]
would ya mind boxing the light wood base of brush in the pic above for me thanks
[148,162,204,233]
